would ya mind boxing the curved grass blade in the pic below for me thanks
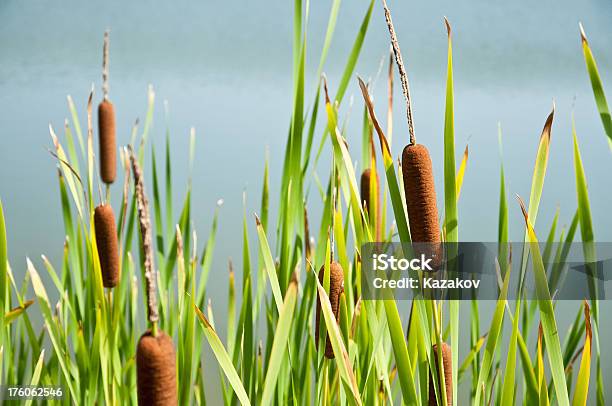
[311,0,375,172]
[358,77,411,243]
[383,298,418,404]
[579,24,612,149]
[542,208,559,267]
[518,197,570,406]
[456,145,468,200]
[4,300,34,325]
[66,95,85,156]
[24,349,45,406]
[528,107,554,225]
[519,107,554,291]
[536,324,550,406]
[443,21,460,403]
[27,259,77,401]
[573,123,594,244]
[315,278,362,405]
[458,333,486,382]
[500,301,520,406]
[323,81,366,243]
[334,0,374,104]
[197,202,220,306]
[572,121,603,405]
[516,322,539,402]
[260,280,297,406]
[443,19,458,243]
[498,125,509,274]
[50,125,84,219]
[195,304,251,406]
[316,0,341,80]
[473,260,511,406]
[572,301,592,406]
[255,215,283,312]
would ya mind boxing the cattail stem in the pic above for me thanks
[129,147,159,329]
[107,289,112,312]
[382,0,415,145]
[151,321,158,337]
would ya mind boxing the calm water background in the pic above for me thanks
[1,0,611,402]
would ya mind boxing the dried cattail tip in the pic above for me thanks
[94,204,120,288]
[402,144,440,243]
[98,99,117,184]
[429,342,453,406]
[315,261,344,359]
[137,330,177,406]
[360,168,380,240]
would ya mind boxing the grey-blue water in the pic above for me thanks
[1,0,611,403]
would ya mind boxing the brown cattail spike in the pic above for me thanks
[315,261,344,359]
[429,342,453,406]
[402,144,440,244]
[137,330,177,406]
[360,169,380,240]
[94,204,120,288]
[98,99,117,184]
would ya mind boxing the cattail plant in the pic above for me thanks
[382,0,441,246]
[99,30,117,185]
[130,147,177,406]
[94,204,120,288]
[315,261,344,359]
[315,160,346,359]
[429,342,453,406]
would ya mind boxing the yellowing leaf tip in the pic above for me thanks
[444,17,451,37]
[583,300,592,344]
[540,105,555,143]
[322,74,331,105]
[517,194,529,225]
[579,22,588,44]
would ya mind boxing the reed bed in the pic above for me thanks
[0,1,609,405]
